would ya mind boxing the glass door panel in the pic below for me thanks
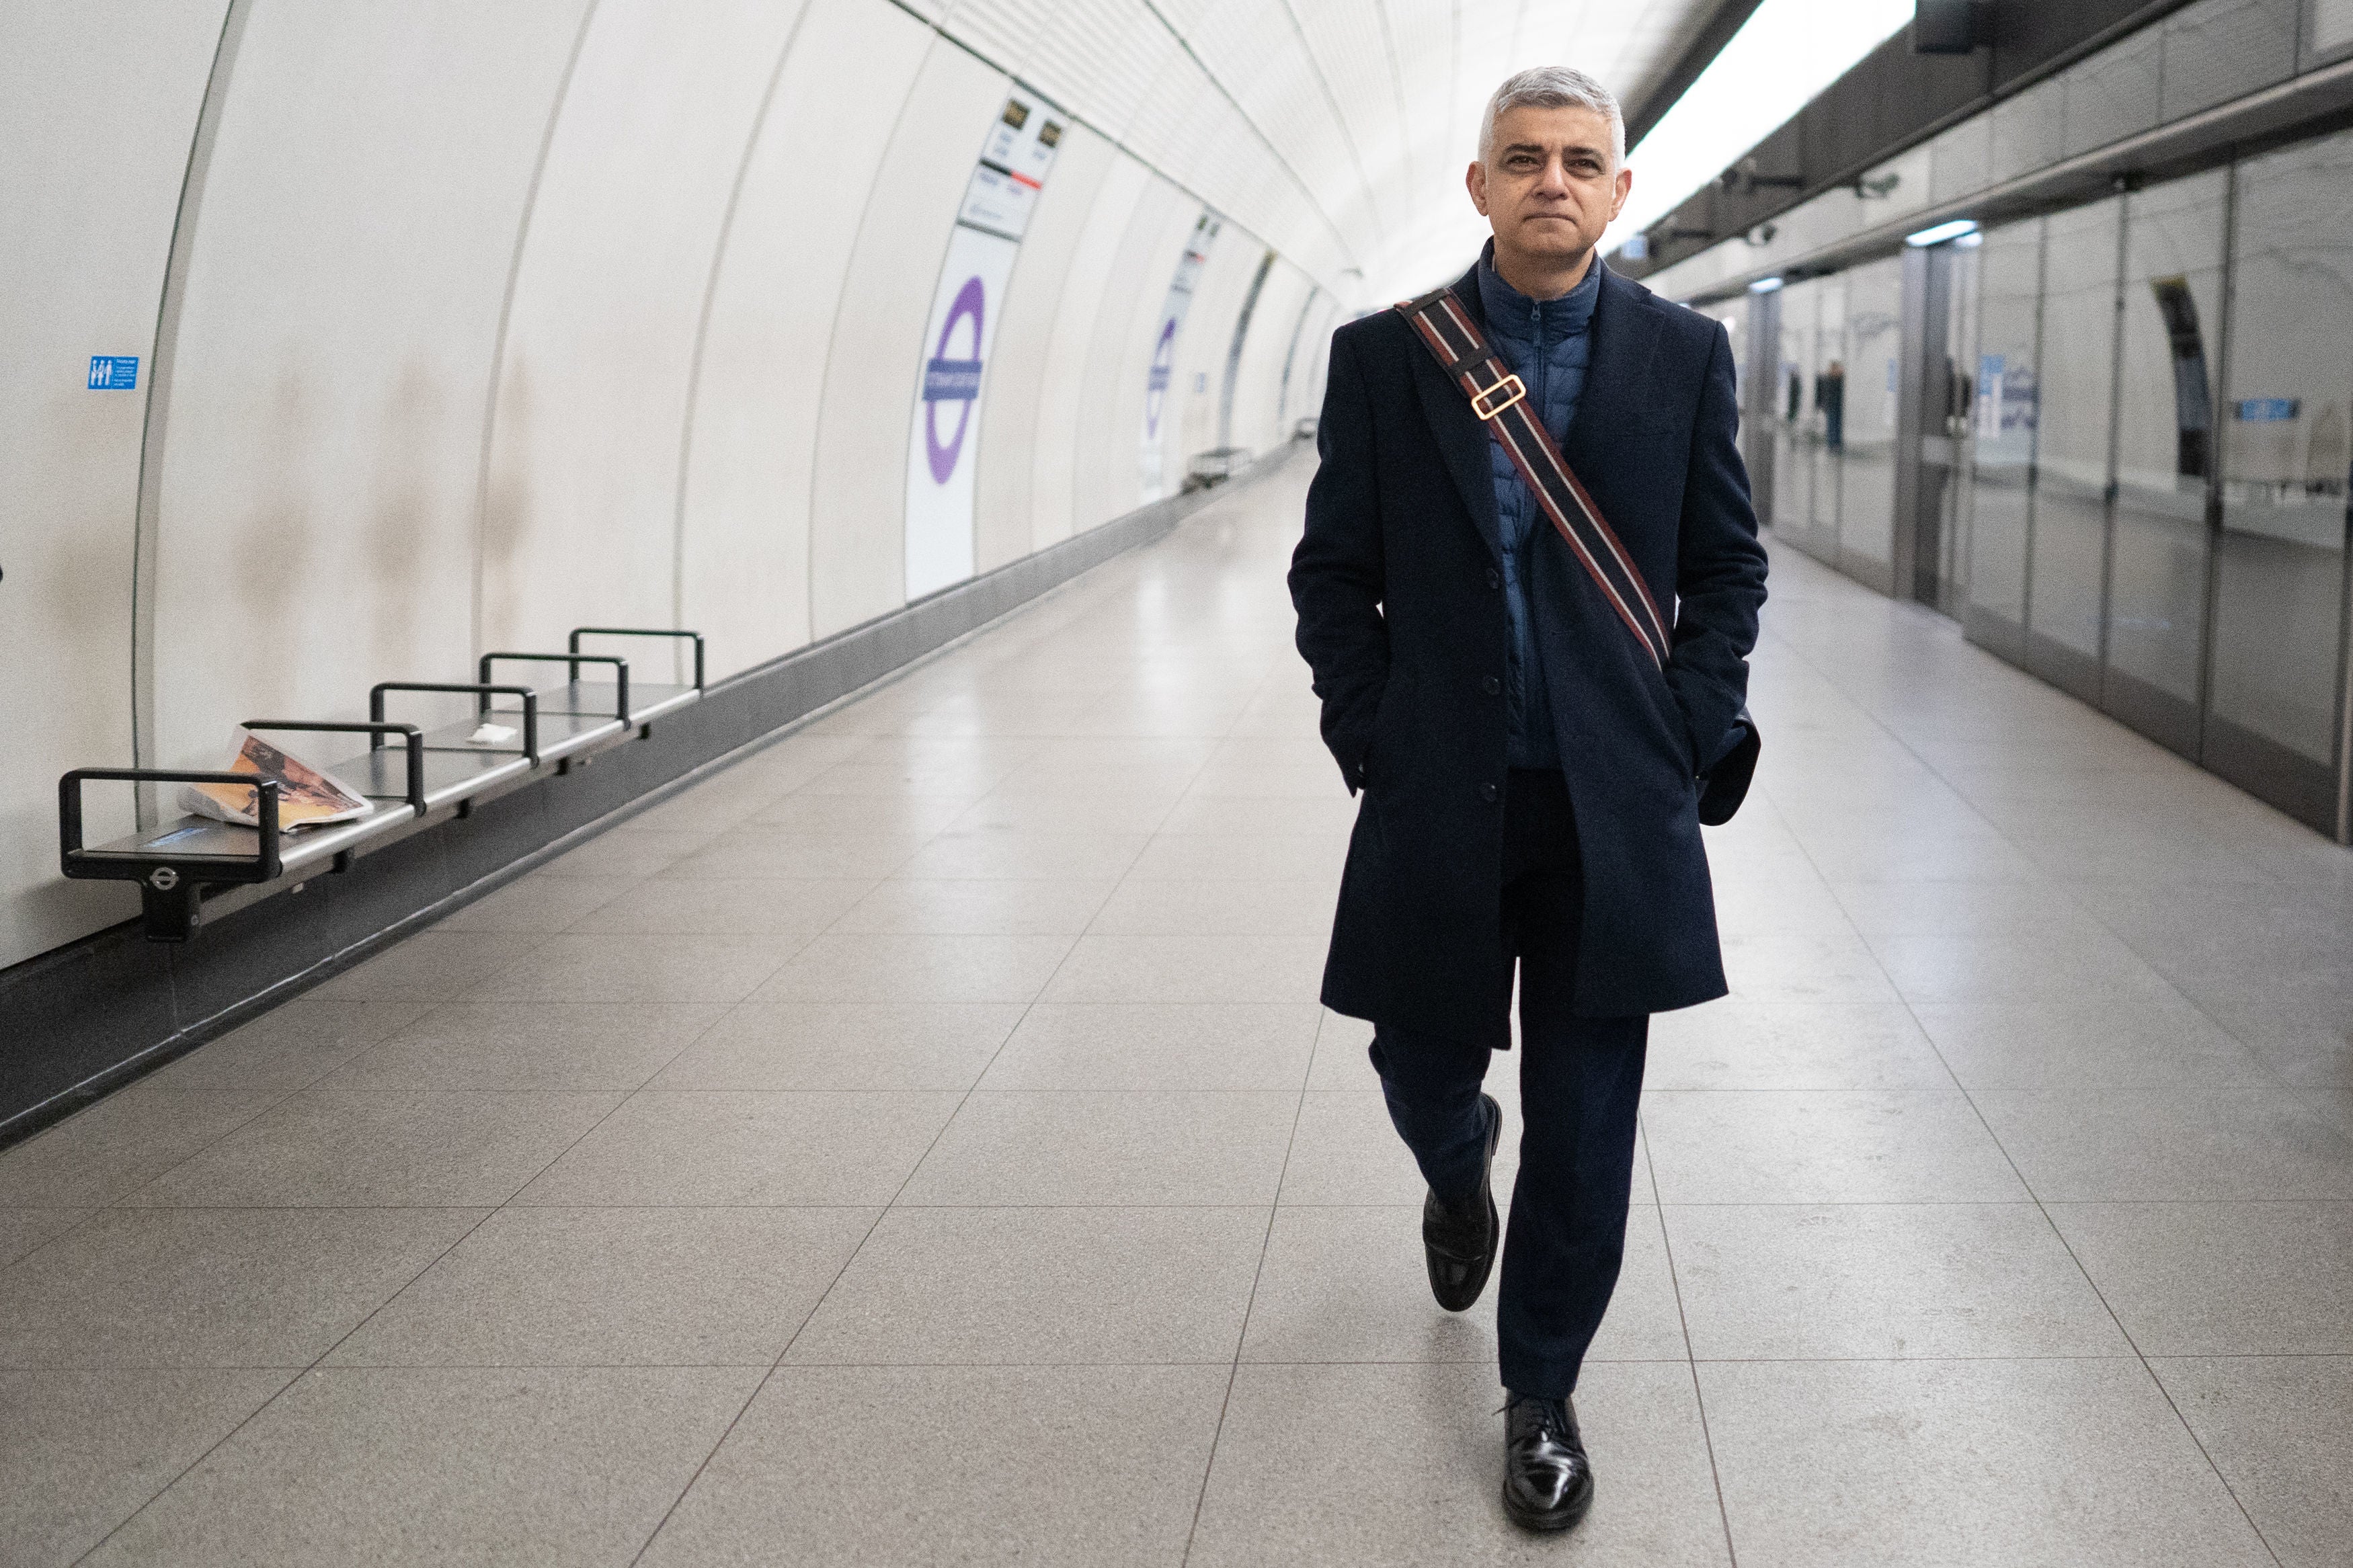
[1966,217,2043,660]
[1810,274,1849,563]
[2108,169,2227,757]
[1924,235,1983,613]
[1837,256,1904,591]
[1773,281,1815,546]
[2210,136,2353,834]
[2027,197,2123,700]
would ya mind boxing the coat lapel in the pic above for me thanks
[1560,263,1665,472]
[1406,261,1503,565]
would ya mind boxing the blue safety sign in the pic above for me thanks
[2234,397,2299,422]
[87,356,139,390]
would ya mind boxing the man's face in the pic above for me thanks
[1468,104,1632,262]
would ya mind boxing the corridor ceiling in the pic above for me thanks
[921,0,1737,302]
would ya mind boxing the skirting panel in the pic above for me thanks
[0,447,1300,1148]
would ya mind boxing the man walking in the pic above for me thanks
[1288,66,1767,1532]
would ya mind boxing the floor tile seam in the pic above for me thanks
[1642,1085,2325,1101]
[55,1073,319,1221]
[61,1363,307,1568]
[298,1204,540,1372]
[623,1201,896,1568]
[1824,848,2290,1567]
[15,1353,2245,1373]
[604,564,1163,1567]
[1643,1112,1742,1568]
[63,1190,506,1564]
[2126,1358,2297,1566]
[1754,556,2142,909]
[1061,699,1236,962]
[1178,975,1316,1567]
[100,1194,2353,1210]
[833,879,1099,1230]
[1765,557,2311,1085]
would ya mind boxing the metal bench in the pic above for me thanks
[58,626,705,941]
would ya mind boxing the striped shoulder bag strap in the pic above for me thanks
[1393,284,1672,670]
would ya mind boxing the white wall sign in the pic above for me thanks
[1140,211,1220,501]
[906,89,1066,600]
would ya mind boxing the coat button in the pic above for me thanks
[1479,782,1499,803]
[1482,675,1501,695]
[1486,567,1503,590]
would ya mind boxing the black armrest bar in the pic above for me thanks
[370,682,540,765]
[481,651,629,725]
[243,720,426,813]
[569,627,704,691]
[59,770,282,882]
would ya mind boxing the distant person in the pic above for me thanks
[1819,359,1846,448]
[1289,66,1767,1533]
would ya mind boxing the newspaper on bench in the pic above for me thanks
[180,727,372,830]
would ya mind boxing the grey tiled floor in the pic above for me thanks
[5,453,2352,1565]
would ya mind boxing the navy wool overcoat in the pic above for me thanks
[1288,259,1768,1038]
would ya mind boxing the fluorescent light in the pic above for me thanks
[1905,218,1980,247]
[1612,0,1914,245]
[1748,276,1786,293]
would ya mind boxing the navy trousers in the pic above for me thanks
[1368,768,1648,1398]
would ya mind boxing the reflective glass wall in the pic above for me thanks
[2108,169,2227,755]
[2026,196,2123,702]
[2209,136,2353,829]
[1761,132,2353,838]
[1837,256,1905,592]
[1946,147,2350,836]
[1966,216,2044,663]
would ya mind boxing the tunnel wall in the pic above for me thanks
[0,0,1345,974]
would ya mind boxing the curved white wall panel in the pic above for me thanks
[808,39,1010,638]
[974,125,1119,575]
[479,0,811,659]
[1073,180,1195,533]
[1228,264,1316,455]
[1168,231,1267,467]
[151,0,594,774]
[680,0,934,677]
[0,0,229,962]
[1025,151,1154,550]
[11,0,1698,971]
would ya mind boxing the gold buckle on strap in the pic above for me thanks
[1470,374,1527,421]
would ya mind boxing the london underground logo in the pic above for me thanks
[1144,318,1176,438]
[922,276,986,484]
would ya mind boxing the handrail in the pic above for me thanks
[59,770,284,942]
[370,682,541,765]
[481,651,630,725]
[244,719,426,813]
[59,770,284,877]
[569,627,705,691]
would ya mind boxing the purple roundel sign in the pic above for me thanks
[922,276,987,484]
[1144,318,1177,438]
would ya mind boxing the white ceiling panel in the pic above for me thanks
[924,0,1730,300]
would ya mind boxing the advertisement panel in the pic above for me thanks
[1140,211,1221,501]
[905,90,1065,600]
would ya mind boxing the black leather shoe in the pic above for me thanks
[1501,1392,1593,1532]
[1421,1093,1501,1311]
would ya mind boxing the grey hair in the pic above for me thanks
[1478,66,1626,167]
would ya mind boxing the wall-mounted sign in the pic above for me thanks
[1974,353,2038,448]
[88,356,139,390]
[1140,212,1220,501]
[905,88,1067,600]
[2235,398,2301,423]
